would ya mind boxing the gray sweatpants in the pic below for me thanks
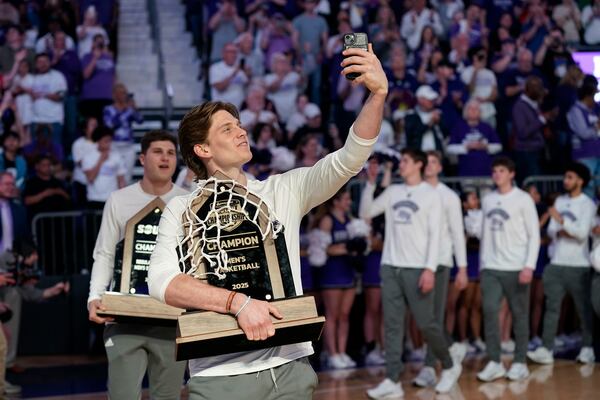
[187,357,317,400]
[104,323,187,400]
[381,265,453,381]
[424,266,451,368]
[2,285,44,367]
[481,269,530,363]
[592,271,600,318]
[541,265,593,350]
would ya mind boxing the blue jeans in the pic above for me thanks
[578,157,600,198]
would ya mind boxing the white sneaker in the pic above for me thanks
[576,347,595,364]
[340,353,357,368]
[473,338,486,353]
[527,346,554,365]
[477,361,507,382]
[5,381,22,394]
[365,349,386,366]
[449,342,467,365]
[328,354,348,369]
[506,362,529,381]
[435,362,462,393]
[413,366,437,387]
[501,340,515,354]
[366,378,404,399]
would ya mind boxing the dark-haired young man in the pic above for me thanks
[148,45,387,400]
[477,156,540,382]
[87,130,188,399]
[360,148,462,397]
[527,163,596,365]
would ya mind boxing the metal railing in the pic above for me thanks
[146,0,172,129]
[522,175,565,196]
[32,210,103,276]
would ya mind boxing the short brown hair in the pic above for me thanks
[178,101,239,180]
[426,150,443,163]
[401,148,427,174]
[491,155,516,172]
[141,130,177,154]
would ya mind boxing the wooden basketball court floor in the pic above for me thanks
[17,356,599,400]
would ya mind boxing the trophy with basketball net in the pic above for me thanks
[175,172,325,360]
[98,198,184,324]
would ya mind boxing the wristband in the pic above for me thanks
[235,295,252,318]
[226,291,237,314]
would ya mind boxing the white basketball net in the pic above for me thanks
[178,176,282,281]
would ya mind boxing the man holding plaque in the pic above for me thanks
[87,131,188,399]
[148,43,388,399]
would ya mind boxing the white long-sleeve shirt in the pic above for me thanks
[87,182,189,305]
[148,126,376,377]
[434,182,467,268]
[359,181,442,271]
[547,193,596,267]
[480,187,540,271]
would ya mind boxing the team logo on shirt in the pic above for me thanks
[487,208,510,231]
[392,200,419,224]
[560,210,577,222]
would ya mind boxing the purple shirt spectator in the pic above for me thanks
[512,94,546,152]
[50,49,81,95]
[448,120,502,176]
[386,67,419,113]
[567,101,600,160]
[80,52,114,100]
[103,105,143,144]
[263,31,294,71]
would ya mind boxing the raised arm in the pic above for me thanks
[280,43,389,213]
[340,43,388,141]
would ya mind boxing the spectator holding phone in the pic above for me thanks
[80,34,115,121]
[76,5,109,59]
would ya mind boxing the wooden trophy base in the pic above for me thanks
[98,292,185,326]
[176,296,325,360]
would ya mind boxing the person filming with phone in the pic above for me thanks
[80,34,115,121]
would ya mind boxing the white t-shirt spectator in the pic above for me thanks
[31,69,67,124]
[264,71,301,123]
[13,73,34,125]
[71,137,96,185]
[82,148,126,202]
[582,5,600,45]
[209,61,248,109]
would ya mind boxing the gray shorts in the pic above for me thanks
[188,357,318,400]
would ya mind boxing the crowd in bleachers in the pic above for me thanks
[185,0,600,192]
